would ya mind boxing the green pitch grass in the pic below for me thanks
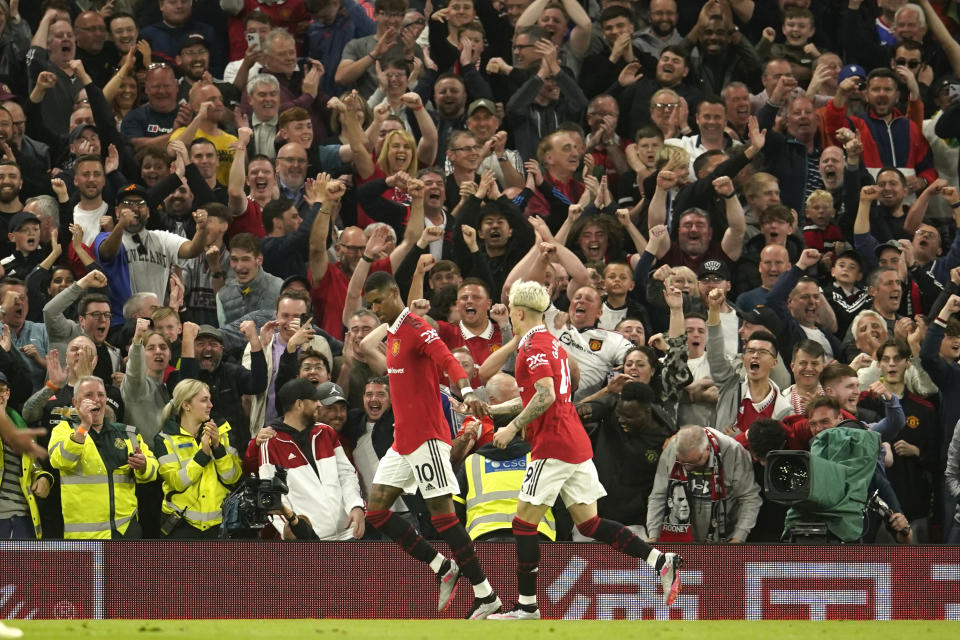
[7,620,959,640]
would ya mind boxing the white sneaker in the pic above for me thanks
[0,621,23,638]
[436,559,460,612]
[488,603,541,620]
[465,594,502,620]
[659,552,683,606]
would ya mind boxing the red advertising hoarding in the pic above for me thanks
[0,542,958,620]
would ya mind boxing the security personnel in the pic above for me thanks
[154,379,242,538]
[48,376,158,539]
[0,372,53,539]
[454,437,556,541]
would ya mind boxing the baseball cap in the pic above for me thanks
[115,184,149,207]
[281,274,311,293]
[874,239,903,257]
[178,33,209,53]
[736,305,782,337]
[196,325,223,343]
[466,98,497,118]
[68,123,98,144]
[0,83,16,101]
[316,381,347,406]
[7,211,41,234]
[838,64,867,83]
[697,259,731,281]
[277,378,321,414]
[835,248,863,267]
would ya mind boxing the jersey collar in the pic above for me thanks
[519,324,547,345]
[389,307,410,334]
[459,320,494,340]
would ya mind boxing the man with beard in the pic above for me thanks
[610,45,702,142]
[826,69,937,192]
[275,142,309,209]
[428,74,469,161]
[0,278,48,391]
[590,381,675,538]
[766,249,842,363]
[26,11,83,137]
[247,378,365,540]
[315,380,348,437]
[170,83,237,186]
[43,270,120,382]
[340,376,396,513]
[505,42,587,161]
[685,11,762,96]
[94,184,209,327]
[174,321,265,457]
[463,100,524,190]
[0,160,23,258]
[659,206,745,275]
[74,11,119,88]
[634,0,685,59]
[175,35,239,119]
[757,93,825,216]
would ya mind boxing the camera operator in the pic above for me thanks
[245,379,365,541]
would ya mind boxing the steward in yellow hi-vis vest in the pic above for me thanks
[454,439,555,541]
[48,377,158,539]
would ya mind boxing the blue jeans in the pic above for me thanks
[0,516,34,539]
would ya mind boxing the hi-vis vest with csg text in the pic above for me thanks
[462,452,556,540]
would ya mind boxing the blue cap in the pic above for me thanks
[838,64,867,83]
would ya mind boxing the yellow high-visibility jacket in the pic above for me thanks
[48,419,158,539]
[0,409,54,538]
[154,417,242,531]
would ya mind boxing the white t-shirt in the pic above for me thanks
[74,203,108,246]
[801,325,835,360]
[597,301,627,331]
[544,307,632,401]
[122,229,185,299]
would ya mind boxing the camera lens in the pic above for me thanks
[770,458,809,494]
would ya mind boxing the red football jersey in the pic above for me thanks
[515,326,592,464]
[437,319,503,386]
[386,308,468,454]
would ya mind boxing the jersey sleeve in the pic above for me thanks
[413,321,469,384]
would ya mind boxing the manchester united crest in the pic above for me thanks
[490,344,500,353]
[906,415,919,429]
[391,340,401,356]
[589,338,603,351]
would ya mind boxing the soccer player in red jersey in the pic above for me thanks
[359,271,503,620]
[487,281,683,619]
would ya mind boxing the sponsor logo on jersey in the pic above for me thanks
[420,328,440,344]
[387,368,405,374]
[391,340,401,356]
[589,338,603,351]
[526,353,549,369]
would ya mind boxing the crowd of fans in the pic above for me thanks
[0,0,959,545]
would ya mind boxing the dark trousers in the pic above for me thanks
[0,516,34,539]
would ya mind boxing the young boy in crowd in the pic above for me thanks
[1,213,45,281]
[822,249,871,338]
[756,7,819,83]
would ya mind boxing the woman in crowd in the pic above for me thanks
[154,378,241,539]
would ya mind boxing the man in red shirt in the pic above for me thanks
[488,280,682,619]
[359,272,502,620]
[436,278,505,384]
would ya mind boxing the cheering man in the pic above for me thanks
[487,280,682,619]
[359,272,502,620]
